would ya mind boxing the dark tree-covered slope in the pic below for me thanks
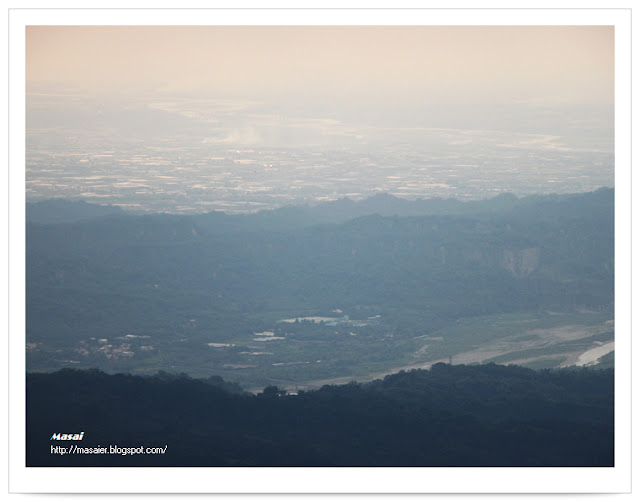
[27,364,614,467]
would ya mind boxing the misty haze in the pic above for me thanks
[26,89,613,214]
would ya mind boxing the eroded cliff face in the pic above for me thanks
[438,243,541,278]
[502,248,541,278]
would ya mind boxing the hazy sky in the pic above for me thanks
[25,25,615,210]
[27,25,613,106]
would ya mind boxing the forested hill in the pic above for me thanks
[26,188,613,327]
[26,187,613,229]
[26,188,614,382]
[27,364,614,467]
[26,198,126,224]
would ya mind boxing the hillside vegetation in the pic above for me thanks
[26,189,614,387]
[27,364,614,467]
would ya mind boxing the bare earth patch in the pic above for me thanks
[307,320,614,389]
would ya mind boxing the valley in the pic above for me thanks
[25,189,614,391]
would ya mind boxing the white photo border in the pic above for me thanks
[8,7,632,494]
